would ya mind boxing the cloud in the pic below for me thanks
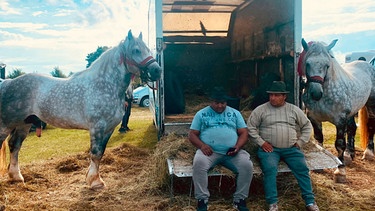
[32,11,44,17]
[0,0,20,15]
[0,0,153,75]
[303,0,375,37]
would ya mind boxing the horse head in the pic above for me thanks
[301,38,338,101]
[122,30,161,82]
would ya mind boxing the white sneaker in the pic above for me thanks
[269,203,278,211]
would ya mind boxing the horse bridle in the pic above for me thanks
[125,56,157,82]
[301,40,335,87]
[307,75,324,85]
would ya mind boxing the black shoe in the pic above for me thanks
[125,127,131,131]
[233,199,249,211]
[118,127,126,133]
[197,199,208,211]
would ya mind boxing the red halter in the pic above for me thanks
[125,56,156,69]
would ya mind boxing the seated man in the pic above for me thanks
[189,86,253,211]
[247,81,319,211]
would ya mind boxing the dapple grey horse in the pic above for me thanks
[300,38,375,183]
[0,30,161,189]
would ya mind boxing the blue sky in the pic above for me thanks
[1,0,375,76]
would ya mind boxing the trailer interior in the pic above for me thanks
[159,0,300,120]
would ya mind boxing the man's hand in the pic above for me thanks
[226,147,238,156]
[200,144,213,156]
[261,142,274,152]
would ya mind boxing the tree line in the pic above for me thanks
[7,46,109,79]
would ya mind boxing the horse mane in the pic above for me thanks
[70,41,125,79]
[88,45,123,72]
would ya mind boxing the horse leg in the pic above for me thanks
[307,114,324,146]
[345,116,356,160]
[363,118,375,160]
[7,127,29,182]
[334,122,347,183]
[86,130,113,190]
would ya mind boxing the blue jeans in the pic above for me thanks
[257,147,315,205]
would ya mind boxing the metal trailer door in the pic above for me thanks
[152,0,165,139]
[294,0,302,107]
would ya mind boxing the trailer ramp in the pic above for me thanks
[167,141,342,197]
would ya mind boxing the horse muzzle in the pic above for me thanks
[308,82,323,101]
[145,63,161,82]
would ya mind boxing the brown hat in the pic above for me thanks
[266,81,290,94]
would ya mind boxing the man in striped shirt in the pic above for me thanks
[247,81,319,211]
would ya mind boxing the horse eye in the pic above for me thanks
[132,49,141,55]
[306,63,310,72]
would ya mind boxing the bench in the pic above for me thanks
[167,142,341,198]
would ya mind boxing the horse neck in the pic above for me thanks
[327,58,354,83]
[87,46,130,90]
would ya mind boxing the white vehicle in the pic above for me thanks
[345,51,375,63]
[132,85,149,107]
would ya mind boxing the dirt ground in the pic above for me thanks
[0,108,375,210]
[0,140,374,211]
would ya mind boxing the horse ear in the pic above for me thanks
[127,30,133,40]
[326,39,338,51]
[138,32,143,41]
[302,38,309,51]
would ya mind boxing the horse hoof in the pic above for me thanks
[8,171,24,183]
[88,176,106,190]
[361,154,374,161]
[343,151,353,165]
[90,181,106,190]
[334,168,346,183]
[362,149,374,161]
[8,176,25,183]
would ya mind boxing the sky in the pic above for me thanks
[1,0,375,76]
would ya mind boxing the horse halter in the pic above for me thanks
[307,75,324,85]
[125,56,157,82]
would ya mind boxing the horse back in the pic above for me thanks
[35,73,127,130]
[343,61,375,115]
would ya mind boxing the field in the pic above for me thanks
[0,106,375,211]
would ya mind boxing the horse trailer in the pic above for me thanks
[148,0,341,179]
[150,0,303,136]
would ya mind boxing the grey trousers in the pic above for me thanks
[192,149,253,202]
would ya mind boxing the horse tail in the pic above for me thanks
[0,140,7,176]
[359,107,369,150]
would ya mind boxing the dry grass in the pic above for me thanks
[0,105,374,210]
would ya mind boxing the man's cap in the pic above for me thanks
[210,86,229,102]
[266,81,290,94]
